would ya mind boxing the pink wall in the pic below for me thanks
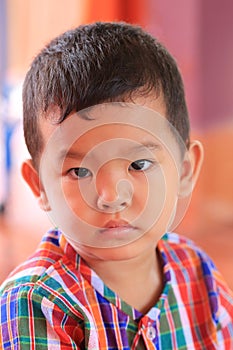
[147,0,201,126]
[201,0,233,127]
[147,0,233,128]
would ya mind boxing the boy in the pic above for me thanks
[0,22,233,349]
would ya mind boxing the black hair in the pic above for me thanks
[23,21,189,164]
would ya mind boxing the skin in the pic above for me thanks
[22,94,203,313]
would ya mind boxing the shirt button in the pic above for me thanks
[146,324,156,340]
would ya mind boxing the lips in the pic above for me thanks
[103,219,130,229]
[99,219,138,238]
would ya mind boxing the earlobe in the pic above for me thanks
[178,140,204,197]
[21,160,51,211]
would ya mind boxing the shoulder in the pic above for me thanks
[159,232,229,286]
[0,229,87,318]
[0,229,88,348]
[160,232,216,268]
[0,229,64,294]
[159,232,233,330]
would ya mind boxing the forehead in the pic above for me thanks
[58,126,166,166]
[39,94,166,143]
[38,98,183,162]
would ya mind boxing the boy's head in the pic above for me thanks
[21,21,203,257]
[23,21,189,166]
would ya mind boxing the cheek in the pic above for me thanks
[134,166,179,227]
[131,173,149,203]
[138,170,166,218]
[152,164,180,223]
[62,181,95,219]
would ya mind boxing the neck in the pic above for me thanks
[84,246,164,314]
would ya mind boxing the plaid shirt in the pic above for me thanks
[0,229,233,349]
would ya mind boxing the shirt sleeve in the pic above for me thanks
[0,284,84,349]
[214,269,233,349]
[197,245,233,349]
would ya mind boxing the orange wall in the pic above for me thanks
[7,0,87,79]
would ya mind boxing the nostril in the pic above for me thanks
[97,197,131,212]
[121,201,127,207]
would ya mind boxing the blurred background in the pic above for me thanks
[0,0,233,288]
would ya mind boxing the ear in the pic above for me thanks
[178,140,204,197]
[21,159,51,211]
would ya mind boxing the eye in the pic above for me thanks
[69,167,92,179]
[129,159,154,171]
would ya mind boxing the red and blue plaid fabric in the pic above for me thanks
[1,229,233,349]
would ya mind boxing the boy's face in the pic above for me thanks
[23,95,203,260]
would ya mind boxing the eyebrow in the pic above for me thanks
[58,149,87,161]
[135,142,163,150]
[58,141,163,161]
[130,142,163,153]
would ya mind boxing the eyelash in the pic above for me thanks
[68,167,92,179]
[128,159,154,171]
[68,159,155,179]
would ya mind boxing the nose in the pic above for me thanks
[96,162,133,212]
